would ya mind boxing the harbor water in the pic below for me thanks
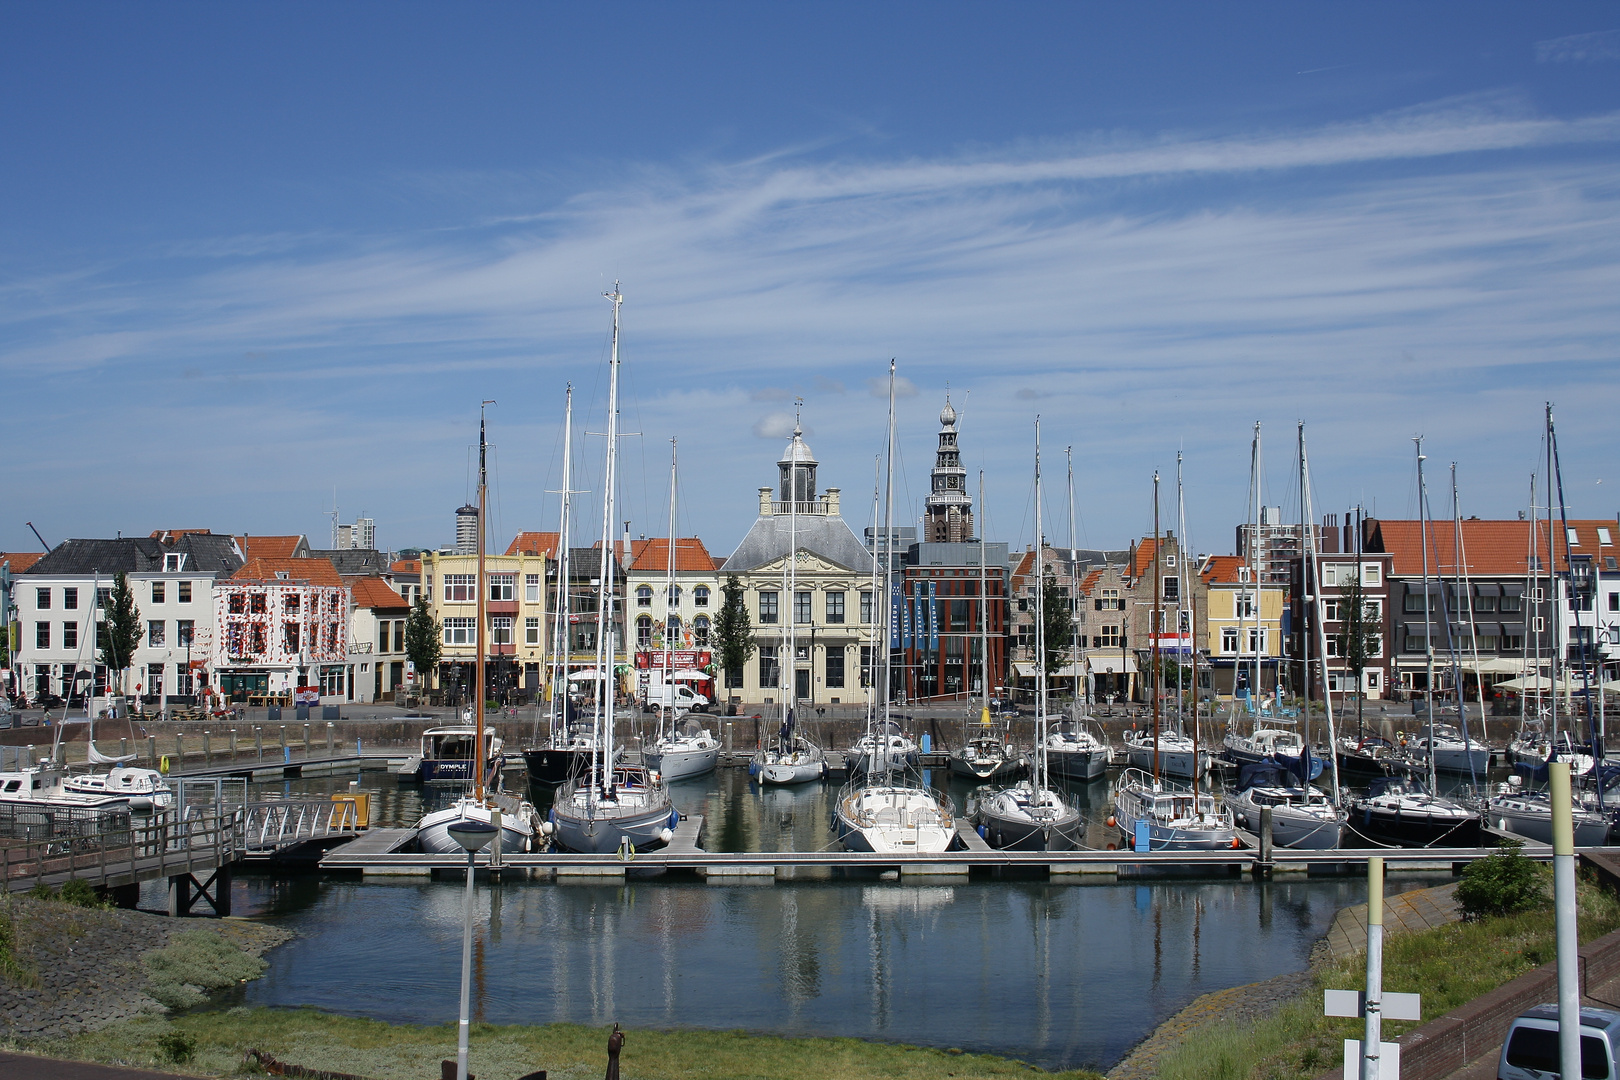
[220,766,1451,1071]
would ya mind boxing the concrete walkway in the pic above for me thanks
[0,1051,190,1079]
[1322,881,1460,958]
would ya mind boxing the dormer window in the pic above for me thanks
[276,571,290,580]
[164,553,186,572]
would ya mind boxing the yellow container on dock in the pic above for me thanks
[332,793,370,828]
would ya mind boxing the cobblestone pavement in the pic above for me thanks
[1,896,291,1040]
[1107,881,1463,1079]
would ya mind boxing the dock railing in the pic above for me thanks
[1,805,244,893]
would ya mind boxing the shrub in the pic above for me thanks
[57,878,105,908]
[155,1030,197,1063]
[1457,839,1549,920]
[27,881,54,900]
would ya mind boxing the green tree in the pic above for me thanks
[1335,567,1382,734]
[712,575,755,696]
[98,573,143,695]
[1040,572,1074,684]
[1455,839,1548,920]
[404,595,442,693]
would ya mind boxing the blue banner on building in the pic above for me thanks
[890,581,903,650]
[928,580,939,651]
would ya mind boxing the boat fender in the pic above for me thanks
[159,756,169,775]
[1230,837,1241,849]
[976,824,987,840]
[668,809,680,829]
[748,761,758,777]
[659,828,674,844]
[540,820,555,836]
[1105,815,1116,828]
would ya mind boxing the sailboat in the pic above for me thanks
[417,403,540,857]
[1346,438,1480,848]
[57,606,174,812]
[1111,470,1237,851]
[948,471,1025,783]
[643,440,720,783]
[549,285,680,855]
[1040,459,1113,782]
[973,419,1083,851]
[833,362,956,854]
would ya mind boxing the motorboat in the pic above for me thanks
[1345,774,1481,848]
[405,726,505,785]
[1043,715,1112,781]
[1222,722,1303,767]
[1406,723,1491,776]
[644,716,721,783]
[1222,762,1343,850]
[550,762,680,854]
[61,765,173,811]
[1484,776,1608,847]
[1335,734,1412,778]
[0,760,132,812]
[1124,727,1209,780]
[948,730,1025,782]
[1111,767,1237,851]
[833,780,956,853]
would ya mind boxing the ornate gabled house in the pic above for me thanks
[719,425,878,706]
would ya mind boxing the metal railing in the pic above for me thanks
[1,807,243,892]
[241,800,358,852]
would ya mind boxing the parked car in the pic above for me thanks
[1498,1003,1620,1080]
[644,683,709,715]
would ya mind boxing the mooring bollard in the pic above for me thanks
[203,730,211,765]
[278,725,287,755]
[255,726,263,759]
[230,729,238,760]
[303,723,311,758]
[175,733,185,771]
[326,722,334,756]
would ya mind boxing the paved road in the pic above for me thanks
[0,1051,190,1080]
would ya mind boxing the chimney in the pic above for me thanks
[760,487,773,516]
[825,487,840,516]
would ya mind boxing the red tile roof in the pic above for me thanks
[1371,518,1618,577]
[232,557,343,587]
[237,536,306,561]
[0,552,43,574]
[1128,537,1160,580]
[351,576,408,610]
[390,558,422,575]
[505,532,560,557]
[148,529,213,542]
[629,538,717,573]
[1077,568,1104,595]
[1201,555,1248,585]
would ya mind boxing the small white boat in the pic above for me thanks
[1223,723,1303,766]
[418,791,539,856]
[409,726,506,785]
[1111,767,1237,851]
[948,731,1025,782]
[551,762,678,854]
[1485,777,1609,847]
[833,781,956,853]
[1508,727,1594,776]
[846,721,919,778]
[1043,716,1113,781]
[1222,762,1343,850]
[644,717,720,783]
[0,760,131,812]
[1407,723,1491,776]
[1124,728,1209,780]
[61,765,173,811]
[751,716,828,786]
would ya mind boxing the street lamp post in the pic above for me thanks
[446,819,496,1080]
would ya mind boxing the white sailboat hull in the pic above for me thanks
[417,797,536,856]
[833,784,955,853]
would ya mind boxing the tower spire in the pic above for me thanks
[923,389,973,542]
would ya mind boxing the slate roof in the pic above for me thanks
[721,514,871,573]
[25,533,244,577]
[628,538,717,574]
[232,557,344,587]
[351,576,409,610]
[505,532,560,557]
[1365,518,1618,577]
[308,548,393,577]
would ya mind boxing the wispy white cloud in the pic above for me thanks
[4,95,1620,553]
[1537,29,1620,64]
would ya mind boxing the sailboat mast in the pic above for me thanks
[1176,451,1187,731]
[1416,437,1438,793]
[881,361,898,778]
[596,284,624,798]
[867,456,881,733]
[665,438,678,737]
[1548,405,1600,784]
[1068,448,1080,709]
[786,402,801,739]
[1453,465,1490,756]
[980,469,990,721]
[1546,408,1559,741]
[475,401,493,804]
[1152,470,1161,781]
[1033,418,1047,790]
[1298,422,1310,766]
[1299,425,1340,803]
[1523,474,1536,737]
[1247,422,1262,723]
[548,387,576,745]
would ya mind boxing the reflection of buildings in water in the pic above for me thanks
[860,886,955,914]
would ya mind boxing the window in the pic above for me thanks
[1163,576,1179,601]
[826,591,845,623]
[1608,556,1619,572]
[319,665,345,697]
[1475,635,1498,652]
[443,617,474,645]
[637,615,653,647]
[490,616,513,645]
[1322,565,1339,586]
[666,616,682,644]
[667,585,682,606]
[636,585,653,607]
[326,622,339,652]
[394,621,406,652]
[62,588,77,610]
[148,620,165,647]
[693,585,710,607]
[1611,593,1619,613]
[96,587,110,608]
[1404,634,1427,652]
[177,620,194,647]
[147,663,164,695]
[1503,634,1525,650]
[489,574,515,602]
[376,619,390,652]
[726,665,744,689]
[164,553,185,572]
[35,622,49,649]
[283,622,300,651]
[525,617,540,645]
[444,574,475,602]
[179,580,193,603]
[36,588,50,611]
[1475,594,1497,612]
[1221,627,1238,654]
[860,645,875,687]
[1363,564,1381,586]
[693,615,710,646]
[152,581,165,604]
[860,591,874,623]
[1600,527,1614,546]
[1095,624,1122,649]
[1568,527,1581,546]
[759,647,779,690]
[1501,593,1523,613]
[63,622,77,650]
[758,591,779,624]
[525,574,541,602]
[1248,628,1267,654]
[1236,592,1255,619]
[1096,588,1123,611]
[250,593,267,614]
[795,591,812,624]
[825,650,845,688]
[1533,616,1546,633]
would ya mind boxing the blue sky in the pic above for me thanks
[4,4,1619,559]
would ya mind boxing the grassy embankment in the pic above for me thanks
[1153,872,1620,1080]
[23,1008,1107,1080]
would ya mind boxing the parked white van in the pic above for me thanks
[644,683,709,715]
[1498,1003,1620,1080]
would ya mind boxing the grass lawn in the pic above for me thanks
[1152,874,1620,1080]
[15,1006,1107,1080]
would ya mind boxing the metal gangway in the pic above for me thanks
[239,798,359,859]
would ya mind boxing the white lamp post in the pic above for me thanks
[446,818,496,1080]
